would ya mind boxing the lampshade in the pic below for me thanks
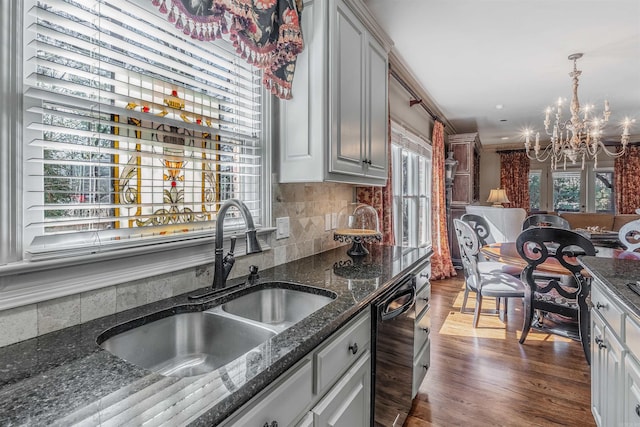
[486,188,510,208]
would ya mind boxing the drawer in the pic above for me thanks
[412,339,430,398]
[415,282,431,318]
[414,307,431,359]
[626,315,640,358]
[415,263,431,291]
[225,357,313,426]
[314,308,371,395]
[591,281,624,336]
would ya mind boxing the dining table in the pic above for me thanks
[480,242,640,276]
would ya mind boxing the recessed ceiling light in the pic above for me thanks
[501,137,509,140]
[500,119,507,122]
[496,104,504,110]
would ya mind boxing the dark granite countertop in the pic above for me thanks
[0,244,432,426]
[580,256,640,322]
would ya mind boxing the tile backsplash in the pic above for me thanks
[0,181,355,347]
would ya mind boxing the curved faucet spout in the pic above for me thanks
[213,199,263,290]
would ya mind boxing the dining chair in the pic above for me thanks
[453,219,527,328]
[522,214,571,230]
[460,213,522,276]
[515,226,596,363]
[618,219,640,252]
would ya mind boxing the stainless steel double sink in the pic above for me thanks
[98,284,336,378]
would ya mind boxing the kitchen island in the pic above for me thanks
[579,256,640,426]
[0,244,431,426]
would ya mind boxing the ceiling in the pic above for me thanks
[364,0,640,148]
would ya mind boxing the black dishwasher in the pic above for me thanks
[372,273,416,427]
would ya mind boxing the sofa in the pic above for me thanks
[558,212,640,232]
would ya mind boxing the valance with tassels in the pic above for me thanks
[151,0,304,100]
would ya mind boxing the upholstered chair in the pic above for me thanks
[453,219,527,328]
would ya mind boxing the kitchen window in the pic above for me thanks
[0,0,271,306]
[21,0,269,261]
[391,124,432,248]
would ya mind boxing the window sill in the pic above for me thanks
[0,228,275,311]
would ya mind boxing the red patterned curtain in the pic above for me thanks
[615,146,640,214]
[357,102,395,245]
[152,0,304,99]
[430,122,456,280]
[499,151,530,210]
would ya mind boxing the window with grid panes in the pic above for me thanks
[391,123,432,248]
[23,0,267,260]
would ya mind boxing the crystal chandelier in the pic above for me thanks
[524,53,634,170]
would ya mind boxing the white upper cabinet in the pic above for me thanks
[278,0,391,185]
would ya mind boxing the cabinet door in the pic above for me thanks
[329,0,366,177]
[279,0,326,183]
[592,311,625,427]
[364,34,388,180]
[312,350,371,427]
[591,312,606,426]
[625,354,640,426]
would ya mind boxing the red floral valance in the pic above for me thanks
[151,0,304,99]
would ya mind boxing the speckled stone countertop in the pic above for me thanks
[580,256,640,322]
[0,244,432,426]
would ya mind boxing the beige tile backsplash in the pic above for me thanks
[0,181,355,346]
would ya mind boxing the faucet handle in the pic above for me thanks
[228,235,237,255]
[249,265,259,275]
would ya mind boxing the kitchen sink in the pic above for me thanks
[220,286,336,329]
[99,283,336,378]
[99,311,275,378]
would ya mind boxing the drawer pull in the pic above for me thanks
[349,343,359,355]
[594,337,607,349]
[263,422,278,427]
[636,404,640,417]
[421,297,429,303]
[423,327,430,334]
[422,364,429,371]
[420,273,430,279]
[596,302,606,310]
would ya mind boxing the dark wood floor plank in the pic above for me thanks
[405,277,595,427]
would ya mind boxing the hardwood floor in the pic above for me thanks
[405,276,595,427]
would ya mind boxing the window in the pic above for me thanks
[23,0,267,260]
[528,170,542,212]
[391,124,432,248]
[552,170,582,212]
[594,170,614,213]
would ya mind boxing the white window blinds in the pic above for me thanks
[23,0,263,260]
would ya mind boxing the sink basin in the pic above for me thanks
[221,286,335,328]
[99,311,275,378]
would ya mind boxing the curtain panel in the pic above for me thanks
[430,122,456,280]
[152,0,304,99]
[615,146,640,214]
[499,151,530,211]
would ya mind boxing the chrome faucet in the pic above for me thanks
[213,199,262,290]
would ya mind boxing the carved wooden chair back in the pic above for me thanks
[618,219,640,252]
[515,226,596,363]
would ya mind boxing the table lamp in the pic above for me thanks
[487,188,510,208]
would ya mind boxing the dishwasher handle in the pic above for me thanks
[380,287,416,321]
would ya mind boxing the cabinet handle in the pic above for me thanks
[596,302,606,310]
[594,337,607,349]
[636,404,640,417]
[262,422,278,427]
[349,343,358,355]
[421,297,429,302]
[420,273,430,279]
[422,327,430,334]
[422,364,429,371]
